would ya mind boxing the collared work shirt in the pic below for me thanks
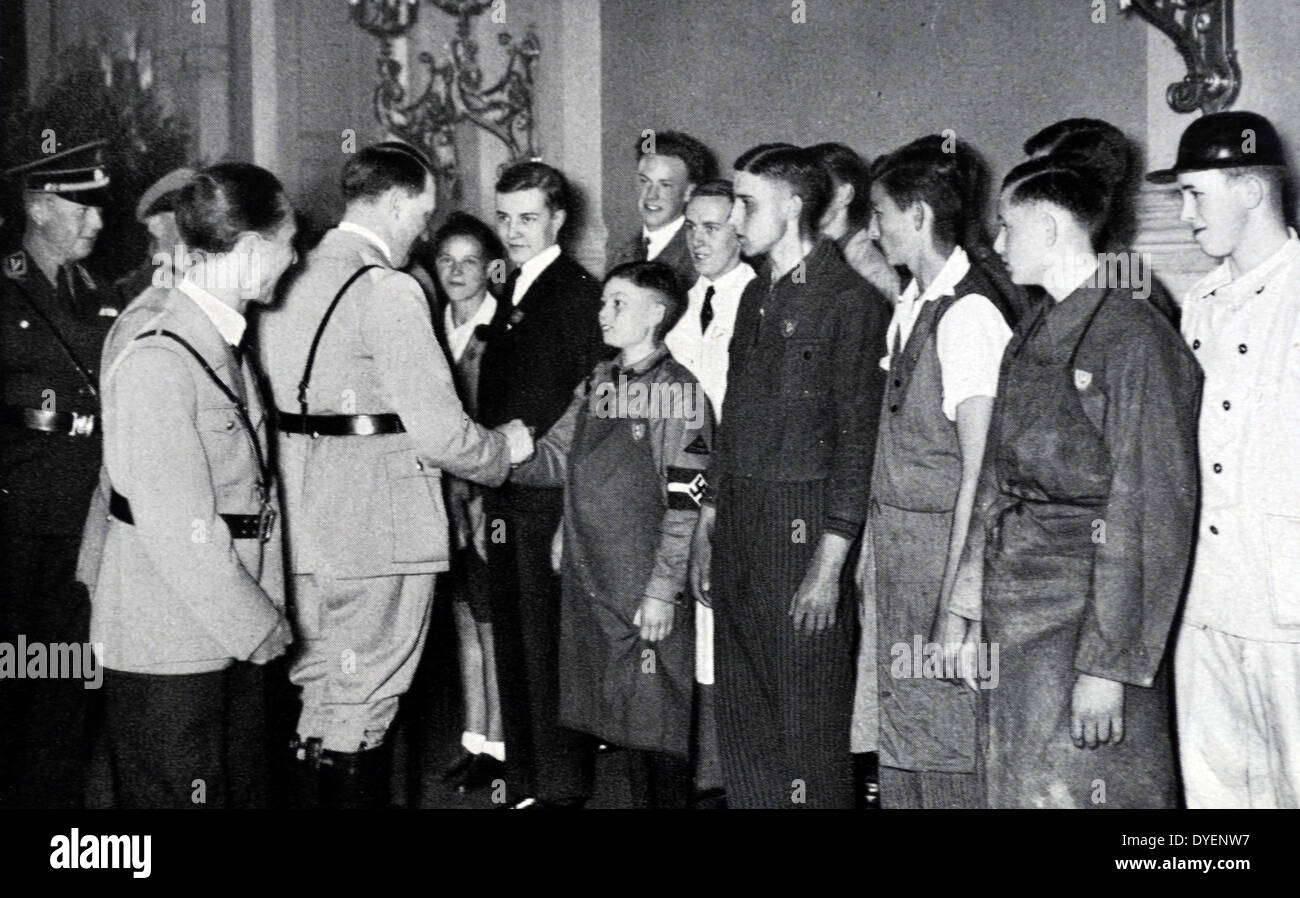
[885,245,1011,420]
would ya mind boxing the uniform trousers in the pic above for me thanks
[103,663,268,808]
[0,534,93,809]
[485,486,594,805]
[290,572,435,753]
[713,479,855,808]
[1176,622,1300,808]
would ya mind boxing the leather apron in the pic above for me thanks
[982,294,1177,808]
[559,385,694,757]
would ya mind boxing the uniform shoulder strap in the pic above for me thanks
[297,265,380,417]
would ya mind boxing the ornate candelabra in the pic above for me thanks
[348,0,540,195]
[1120,0,1240,114]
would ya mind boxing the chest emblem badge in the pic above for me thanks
[1074,368,1093,391]
[782,319,797,338]
[5,253,25,278]
[631,422,647,441]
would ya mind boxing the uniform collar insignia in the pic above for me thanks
[782,319,797,337]
[5,251,27,279]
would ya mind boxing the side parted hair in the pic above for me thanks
[807,142,874,231]
[637,130,718,186]
[690,178,735,202]
[1023,118,1130,189]
[495,160,572,215]
[733,144,832,237]
[1002,155,1110,242]
[175,162,289,254]
[604,259,686,340]
[871,135,980,251]
[342,141,434,202]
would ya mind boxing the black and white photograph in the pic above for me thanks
[0,0,1296,879]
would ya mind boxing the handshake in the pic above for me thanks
[495,418,535,465]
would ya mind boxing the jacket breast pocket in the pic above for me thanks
[1262,514,1300,628]
[197,404,248,495]
[384,449,447,563]
[778,336,831,399]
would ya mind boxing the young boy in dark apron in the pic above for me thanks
[512,261,712,808]
[951,153,1201,808]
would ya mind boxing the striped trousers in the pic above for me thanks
[713,479,855,808]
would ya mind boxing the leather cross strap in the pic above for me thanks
[130,328,272,494]
[296,265,380,419]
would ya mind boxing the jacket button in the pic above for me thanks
[1213,463,1222,473]
[416,460,424,471]
[1238,343,1248,354]
[889,404,899,413]
[1209,525,1219,535]
[1192,339,1201,349]
[893,379,902,388]
[225,420,235,430]
[1222,400,1231,411]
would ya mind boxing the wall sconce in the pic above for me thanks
[1120,0,1240,114]
[348,0,539,196]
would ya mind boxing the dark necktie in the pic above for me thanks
[638,235,651,261]
[700,285,715,335]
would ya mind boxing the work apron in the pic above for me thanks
[982,296,1177,808]
[560,405,694,758]
[874,501,977,773]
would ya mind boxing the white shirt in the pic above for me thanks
[1181,227,1300,641]
[665,261,755,420]
[883,245,1011,420]
[643,216,685,261]
[177,277,246,348]
[512,243,561,306]
[443,294,497,363]
[337,221,394,266]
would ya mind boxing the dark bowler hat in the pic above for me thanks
[1148,111,1287,184]
[1,139,112,206]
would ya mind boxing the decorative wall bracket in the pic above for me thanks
[348,0,539,195]
[1120,0,1240,114]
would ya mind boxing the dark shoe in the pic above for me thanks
[320,746,391,809]
[690,787,728,809]
[288,736,324,809]
[440,749,477,785]
[456,755,506,794]
[853,751,880,810]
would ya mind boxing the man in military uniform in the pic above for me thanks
[0,140,117,808]
[259,142,532,808]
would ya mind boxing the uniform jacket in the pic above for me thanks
[79,285,286,674]
[258,227,512,579]
[707,239,890,539]
[608,224,697,293]
[1,247,119,536]
[1181,230,1300,638]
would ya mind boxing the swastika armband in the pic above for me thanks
[667,467,707,509]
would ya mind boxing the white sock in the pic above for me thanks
[461,731,486,754]
[481,740,505,762]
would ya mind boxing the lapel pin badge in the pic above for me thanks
[1074,369,1092,391]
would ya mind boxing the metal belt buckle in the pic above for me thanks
[69,411,95,437]
[258,504,276,543]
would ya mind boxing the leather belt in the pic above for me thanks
[275,411,405,437]
[3,405,97,437]
[109,489,274,542]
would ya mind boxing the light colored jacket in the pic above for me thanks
[79,286,286,674]
[258,227,511,579]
